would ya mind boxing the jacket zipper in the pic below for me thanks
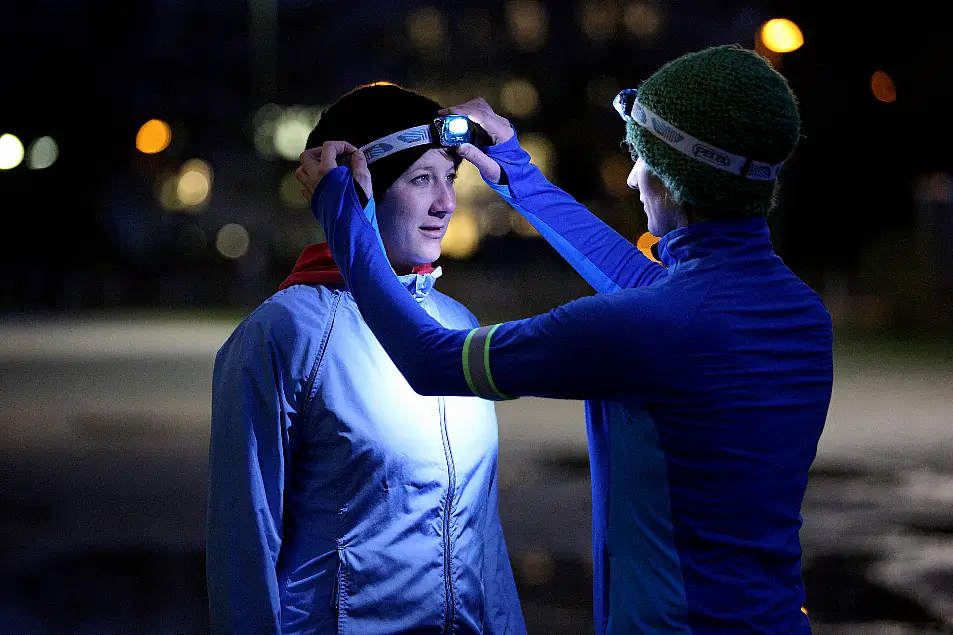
[330,545,343,610]
[438,396,456,633]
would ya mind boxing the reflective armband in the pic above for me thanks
[462,325,516,401]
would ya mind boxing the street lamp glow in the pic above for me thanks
[136,119,172,154]
[760,18,804,53]
[870,70,897,103]
[0,133,25,170]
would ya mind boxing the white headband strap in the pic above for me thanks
[632,99,785,181]
[359,124,434,164]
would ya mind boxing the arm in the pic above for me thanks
[313,165,675,401]
[207,318,299,635]
[480,133,667,293]
[444,98,666,293]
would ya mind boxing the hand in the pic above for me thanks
[439,97,513,145]
[296,140,373,203]
[439,98,514,185]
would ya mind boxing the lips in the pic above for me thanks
[419,224,446,237]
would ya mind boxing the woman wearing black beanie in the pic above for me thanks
[207,82,527,635]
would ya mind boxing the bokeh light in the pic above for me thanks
[520,133,555,177]
[176,159,212,207]
[275,106,320,160]
[623,1,662,41]
[26,136,58,169]
[505,0,548,51]
[255,103,322,160]
[136,119,172,154]
[453,161,485,201]
[441,208,480,259]
[215,223,251,259]
[500,78,540,118]
[580,0,618,42]
[280,170,309,208]
[870,70,897,103]
[157,159,213,212]
[406,6,447,53]
[0,133,25,170]
[760,18,804,53]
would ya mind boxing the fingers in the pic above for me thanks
[455,143,502,185]
[439,97,513,145]
[347,149,373,201]
[297,141,367,201]
[320,140,359,174]
[300,147,322,171]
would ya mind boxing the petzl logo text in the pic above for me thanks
[692,144,729,167]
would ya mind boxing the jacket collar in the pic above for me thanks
[657,217,773,269]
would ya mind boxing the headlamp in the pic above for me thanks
[359,115,486,164]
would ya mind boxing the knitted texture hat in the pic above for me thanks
[306,82,443,202]
[626,44,801,217]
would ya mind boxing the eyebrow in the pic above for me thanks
[409,162,458,174]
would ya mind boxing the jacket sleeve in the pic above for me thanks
[482,465,528,635]
[314,167,679,403]
[206,312,302,635]
[483,133,667,293]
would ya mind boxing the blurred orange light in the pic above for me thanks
[136,119,171,154]
[870,70,897,103]
[636,231,661,263]
[760,18,804,53]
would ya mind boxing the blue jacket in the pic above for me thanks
[310,132,834,635]
[206,270,526,634]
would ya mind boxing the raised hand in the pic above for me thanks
[296,140,373,203]
[438,98,515,185]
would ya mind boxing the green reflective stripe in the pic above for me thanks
[462,328,480,397]
[482,324,515,400]
[463,326,498,399]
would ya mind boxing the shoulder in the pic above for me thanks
[427,288,481,329]
[216,284,344,367]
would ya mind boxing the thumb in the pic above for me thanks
[348,149,373,202]
[456,143,502,185]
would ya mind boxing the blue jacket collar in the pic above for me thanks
[657,218,773,268]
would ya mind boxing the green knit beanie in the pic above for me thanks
[625,44,801,217]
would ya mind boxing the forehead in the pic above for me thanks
[404,148,459,173]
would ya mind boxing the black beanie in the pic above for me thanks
[306,82,443,202]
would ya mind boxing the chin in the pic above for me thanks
[414,246,441,264]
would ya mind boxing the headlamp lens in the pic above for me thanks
[434,114,473,146]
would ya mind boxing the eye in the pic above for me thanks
[446,172,458,184]
[411,174,430,185]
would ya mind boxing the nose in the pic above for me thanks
[431,179,456,215]
[627,163,640,191]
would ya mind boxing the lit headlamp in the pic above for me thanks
[359,115,485,164]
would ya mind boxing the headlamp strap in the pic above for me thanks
[360,125,433,165]
[632,99,785,181]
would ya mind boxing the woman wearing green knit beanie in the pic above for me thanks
[625,43,801,220]
[299,43,831,635]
